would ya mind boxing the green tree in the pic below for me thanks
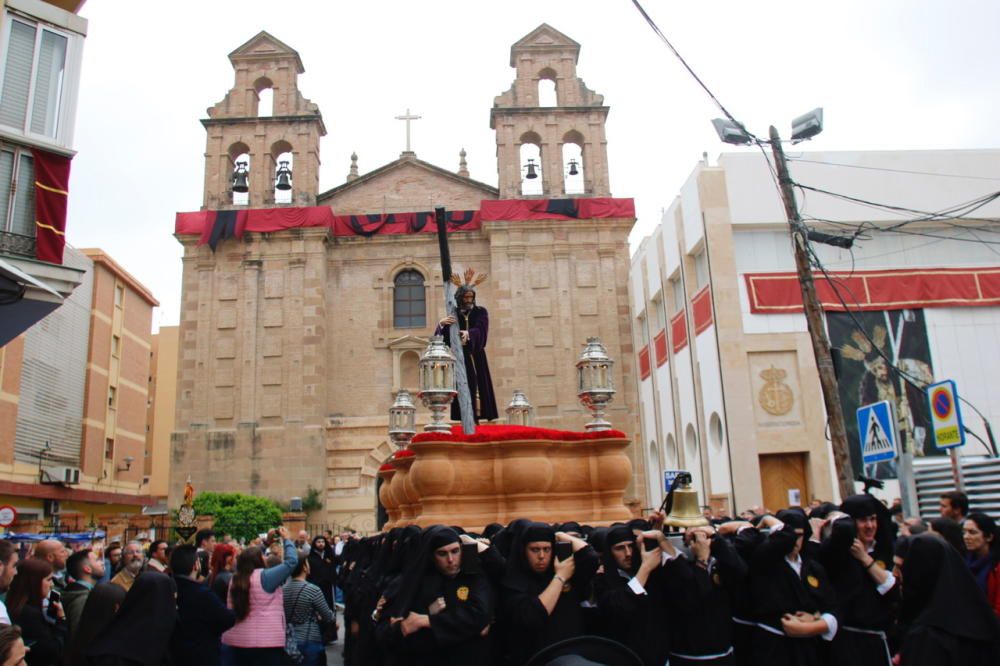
[192,492,283,543]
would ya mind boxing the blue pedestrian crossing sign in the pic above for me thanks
[856,400,898,464]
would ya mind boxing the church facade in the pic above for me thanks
[170,26,641,531]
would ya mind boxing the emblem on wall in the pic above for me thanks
[758,366,794,416]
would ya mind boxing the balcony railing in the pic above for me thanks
[0,231,36,259]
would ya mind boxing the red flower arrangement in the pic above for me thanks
[377,463,395,472]
[411,423,626,444]
[393,448,416,458]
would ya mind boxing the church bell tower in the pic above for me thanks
[201,31,326,210]
[490,24,611,199]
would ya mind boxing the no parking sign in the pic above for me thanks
[927,380,965,449]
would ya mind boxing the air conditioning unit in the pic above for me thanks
[41,466,81,485]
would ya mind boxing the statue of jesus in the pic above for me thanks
[436,274,498,423]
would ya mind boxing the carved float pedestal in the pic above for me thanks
[380,425,632,530]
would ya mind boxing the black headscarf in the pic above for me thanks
[601,524,638,574]
[493,518,533,560]
[483,523,504,541]
[587,527,611,556]
[901,534,1000,642]
[502,521,556,592]
[85,573,178,665]
[386,525,461,618]
[557,521,583,536]
[930,517,966,555]
[841,493,897,561]
[64,582,126,666]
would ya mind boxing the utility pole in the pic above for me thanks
[769,126,855,500]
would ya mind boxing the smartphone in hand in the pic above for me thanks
[555,541,573,562]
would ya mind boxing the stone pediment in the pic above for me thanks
[387,335,430,351]
[228,31,305,73]
[318,154,498,215]
[510,23,580,65]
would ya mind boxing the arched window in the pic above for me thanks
[400,350,420,389]
[648,440,662,508]
[229,142,251,206]
[254,77,274,117]
[519,132,542,197]
[393,270,426,328]
[271,140,294,205]
[562,131,585,195]
[538,78,557,106]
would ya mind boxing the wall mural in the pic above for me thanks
[827,309,938,479]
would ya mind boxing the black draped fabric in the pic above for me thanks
[64,583,126,666]
[727,527,765,666]
[819,502,897,666]
[85,573,178,666]
[662,536,747,663]
[593,525,670,666]
[377,526,494,666]
[747,522,838,666]
[898,534,1000,666]
[308,537,339,608]
[499,522,600,666]
[435,304,498,422]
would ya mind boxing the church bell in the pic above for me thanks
[567,159,579,176]
[231,161,250,193]
[664,475,710,528]
[524,158,539,180]
[275,160,293,191]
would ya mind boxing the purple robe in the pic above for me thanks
[435,305,499,422]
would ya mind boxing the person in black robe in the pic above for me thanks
[661,524,747,665]
[498,522,599,666]
[898,533,1000,666]
[376,526,494,666]
[436,283,498,423]
[747,510,840,666]
[819,494,898,666]
[85,572,178,666]
[593,524,671,666]
[307,535,339,612]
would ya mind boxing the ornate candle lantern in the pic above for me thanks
[417,336,457,432]
[388,389,417,448]
[505,389,535,426]
[576,337,616,431]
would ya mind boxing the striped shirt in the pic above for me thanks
[283,579,334,643]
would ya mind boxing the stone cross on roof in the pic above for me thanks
[394,108,421,154]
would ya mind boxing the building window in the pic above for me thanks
[104,437,114,460]
[393,270,426,328]
[107,385,116,409]
[694,249,709,289]
[114,284,124,308]
[637,313,648,346]
[671,274,684,312]
[111,335,121,359]
[652,296,666,331]
[0,145,34,243]
[0,15,69,140]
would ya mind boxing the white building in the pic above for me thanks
[631,149,1000,514]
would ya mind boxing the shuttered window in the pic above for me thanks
[0,146,33,235]
[0,16,69,140]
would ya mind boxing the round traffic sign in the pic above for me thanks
[0,505,17,527]
[931,387,953,420]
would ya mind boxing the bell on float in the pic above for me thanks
[275,161,293,191]
[567,159,579,176]
[524,158,539,180]
[664,472,710,528]
[231,161,250,193]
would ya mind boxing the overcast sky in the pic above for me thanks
[64,0,1000,329]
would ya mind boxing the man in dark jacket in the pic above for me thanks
[63,548,105,638]
[169,545,235,666]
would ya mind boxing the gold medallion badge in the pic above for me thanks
[806,575,819,588]
[456,586,469,601]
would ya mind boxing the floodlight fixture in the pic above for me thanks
[791,107,824,143]
[711,118,752,146]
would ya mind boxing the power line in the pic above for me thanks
[787,156,1000,182]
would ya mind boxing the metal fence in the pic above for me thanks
[915,456,1000,517]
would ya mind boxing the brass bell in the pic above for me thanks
[664,474,710,528]
[231,161,250,193]
[524,158,539,180]
[275,160,293,191]
[567,159,579,176]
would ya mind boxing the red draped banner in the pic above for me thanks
[744,267,1000,313]
[31,149,72,264]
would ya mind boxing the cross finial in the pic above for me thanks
[395,108,422,154]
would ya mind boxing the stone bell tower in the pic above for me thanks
[201,31,326,210]
[490,24,611,199]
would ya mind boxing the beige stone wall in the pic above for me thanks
[147,327,178,499]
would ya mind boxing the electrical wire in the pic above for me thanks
[787,156,1000,182]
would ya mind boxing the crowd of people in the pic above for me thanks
[0,491,996,666]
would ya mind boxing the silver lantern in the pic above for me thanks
[417,336,458,432]
[388,389,417,448]
[505,389,535,427]
[576,337,615,431]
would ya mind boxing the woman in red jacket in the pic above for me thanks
[963,512,1000,616]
